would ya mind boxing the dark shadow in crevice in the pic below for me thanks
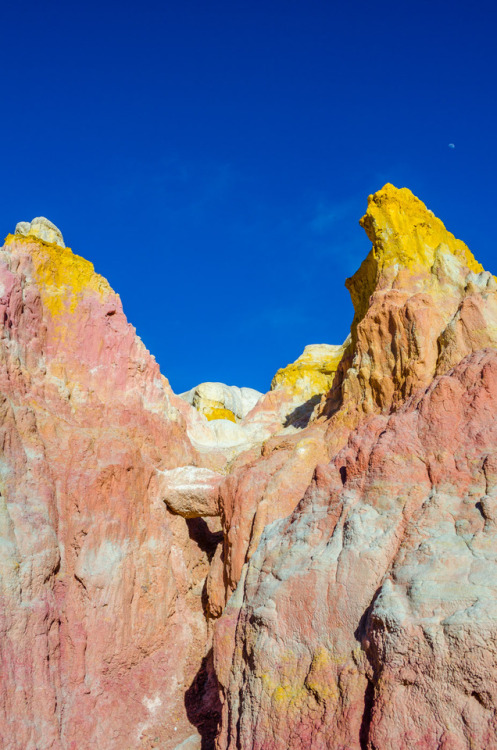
[355,589,382,750]
[359,677,375,750]
[283,394,322,429]
[184,648,222,750]
[475,500,485,520]
[354,586,381,643]
[186,517,223,562]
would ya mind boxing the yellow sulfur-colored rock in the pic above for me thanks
[6,222,112,317]
[347,184,487,333]
[271,341,348,402]
[204,406,237,423]
[324,183,497,420]
[360,183,483,274]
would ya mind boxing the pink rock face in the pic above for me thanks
[4,184,497,750]
[0,236,220,749]
[215,350,497,749]
[212,187,497,750]
[209,187,497,631]
[218,426,328,600]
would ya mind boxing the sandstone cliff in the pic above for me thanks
[0,228,220,749]
[2,185,497,750]
[213,185,497,750]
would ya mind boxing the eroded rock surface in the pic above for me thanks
[4,185,497,750]
[179,382,262,423]
[15,216,66,247]
[212,186,497,750]
[271,340,349,421]
[215,350,497,749]
[160,466,223,518]
[0,228,220,749]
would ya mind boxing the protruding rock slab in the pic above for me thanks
[160,466,223,517]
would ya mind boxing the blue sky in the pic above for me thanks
[2,0,496,393]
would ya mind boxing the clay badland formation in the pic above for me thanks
[1,186,497,749]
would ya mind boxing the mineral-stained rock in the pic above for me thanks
[217,426,329,602]
[323,184,497,422]
[179,382,262,422]
[160,466,223,518]
[176,381,275,464]
[212,186,497,750]
[0,230,220,749]
[215,349,497,749]
[15,216,66,247]
[4,184,497,750]
[271,340,349,420]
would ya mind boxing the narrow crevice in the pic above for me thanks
[184,648,222,750]
[184,517,224,747]
[359,677,375,750]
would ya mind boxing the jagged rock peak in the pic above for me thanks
[346,183,487,331]
[15,216,65,247]
[360,183,483,274]
[213,188,497,750]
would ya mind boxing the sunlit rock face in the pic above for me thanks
[213,186,497,750]
[15,216,66,247]
[3,184,497,750]
[271,341,348,410]
[0,228,220,750]
[215,350,497,750]
[179,382,262,423]
[213,182,497,625]
[324,184,497,423]
[176,382,271,464]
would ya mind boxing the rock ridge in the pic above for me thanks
[2,187,497,750]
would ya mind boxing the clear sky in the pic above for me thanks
[2,0,496,393]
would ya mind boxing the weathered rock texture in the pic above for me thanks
[179,382,262,423]
[15,216,66,247]
[212,185,497,750]
[3,186,497,750]
[272,341,348,408]
[215,349,497,749]
[0,229,221,750]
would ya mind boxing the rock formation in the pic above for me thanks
[15,216,66,247]
[272,341,349,409]
[0,226,220,749]
[213,185,497,750]
[215,350,497,749]
[2,186,497,750]
[179,382,262,423]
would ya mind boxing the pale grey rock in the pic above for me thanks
[15,216,65,248]
[14,221,31,236]
[179,382,262,421]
